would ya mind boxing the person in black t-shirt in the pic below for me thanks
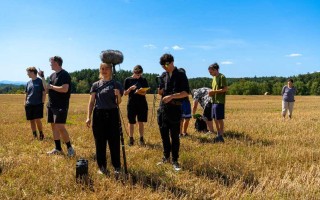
[86,63,124,175]
[123,65,149,146]
[24,66,46,140]
[41,56,75,157]
[157,54,190,171]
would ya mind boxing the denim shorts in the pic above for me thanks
[212,103,225,120]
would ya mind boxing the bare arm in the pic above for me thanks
[42,91,46,104]
[192,100,199,116]
[115,89,122,104]
[158,88,163,96]
[124,85,136,96]
[48,83,69,93]
[86,93,96,128]
[208,86,228,96]
[162,91,188,104]
[24,93,27,106]
[38,70,48,94]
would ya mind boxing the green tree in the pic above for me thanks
[272,82,284,95]
[76,80,90,93]
[310,81,320,95]
[294,81,307,95]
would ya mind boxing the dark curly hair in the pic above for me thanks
[159,53,174,66]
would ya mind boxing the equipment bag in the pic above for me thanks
[195,117,208,132]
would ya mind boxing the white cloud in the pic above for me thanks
[287,53,302,57]
[221,61,233,65]
[296,62,302,65]
[172,45,184,50]
[163,46,169,50]
[143,44,156,49]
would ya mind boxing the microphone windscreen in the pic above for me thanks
[100,50,124,65]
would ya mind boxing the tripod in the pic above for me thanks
[112,64,128,175]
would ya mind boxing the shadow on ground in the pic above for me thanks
[224,130,274,146]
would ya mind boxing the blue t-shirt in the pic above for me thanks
[90,80,124,109]
[25,78,44,105]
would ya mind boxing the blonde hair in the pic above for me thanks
[26,66,38,75]
[99,63,113,79]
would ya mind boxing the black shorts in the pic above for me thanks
[203,102,213,121]
[127,104,148,124]
[47,107,68,124]
[25,104,44,120]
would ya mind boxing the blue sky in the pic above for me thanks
[0,0,319,82]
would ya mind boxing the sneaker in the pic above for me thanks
[67,147,75,157]
[47,148,63,155]
[157,157,170,165]
[180,133,188,137]
[114,168,121,180]
[97,168,109,176]
[139,138,146,146]
[128,137,134,146]
[213,135,225,143]
[172,161,181,171]
[205,131,214,135]
[39,134,44,141]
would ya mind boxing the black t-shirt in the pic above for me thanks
[48,69,71,109]
[90,80,124,109]
[160,67,190,106]
[124,76,149,106]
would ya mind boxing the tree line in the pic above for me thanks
[1,70,320,95]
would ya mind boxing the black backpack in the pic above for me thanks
[195,117,208,132]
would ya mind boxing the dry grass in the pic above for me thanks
[0,94,320,199]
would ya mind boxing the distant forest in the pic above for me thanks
[1,69,320,95]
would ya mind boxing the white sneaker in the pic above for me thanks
[47,148,63,155]
[205,131,214,135]
[67,147,75,157]
[172,161,181,171]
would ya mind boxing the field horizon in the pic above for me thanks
[1,94,320,199]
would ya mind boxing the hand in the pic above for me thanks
[114,89,120,96]
[162,95,173,103]
[130,85,137,91]
[158,88,163,95]
[47,84,52,90]
[86,118,91,128]
[38,69,44,78]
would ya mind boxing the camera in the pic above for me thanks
[155,76,164,87]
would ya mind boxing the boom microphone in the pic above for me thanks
[100,50,124,65]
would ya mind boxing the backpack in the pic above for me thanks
[195,117,208,132]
